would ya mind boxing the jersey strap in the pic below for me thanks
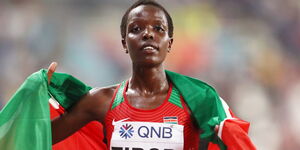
[168,85,183,109]
[111,81,127,109]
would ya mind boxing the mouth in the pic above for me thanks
[141,45,159,54]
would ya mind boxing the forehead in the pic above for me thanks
[127,5,167,25]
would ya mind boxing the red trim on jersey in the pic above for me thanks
[123,80,173,112]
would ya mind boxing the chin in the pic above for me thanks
[136,58,164,67]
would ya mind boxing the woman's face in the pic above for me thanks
[123,5,173,67]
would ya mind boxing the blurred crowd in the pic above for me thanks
[0,0,299,149]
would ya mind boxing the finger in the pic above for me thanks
[47,62,57,84]
[214,125,219,133]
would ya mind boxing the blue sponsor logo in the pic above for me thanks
[119,124,134,139]
[138,126,172,138]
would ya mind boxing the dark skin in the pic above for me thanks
[123,5,173,109]
[48,5,208,150]
[49,5,210,149]
[49,5,173,144]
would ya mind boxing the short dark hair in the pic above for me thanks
[120,0,174,39]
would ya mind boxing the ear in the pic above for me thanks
[168,38,173,52]
[121,38,128,53]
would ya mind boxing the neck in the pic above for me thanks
[129,64,169,95]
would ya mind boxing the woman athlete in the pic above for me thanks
[48,0,255,150]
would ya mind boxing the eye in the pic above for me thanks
[130,26,141,33]
[154,25,165,32]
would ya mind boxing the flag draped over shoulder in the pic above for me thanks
[166,70,256,150]
[0,69,106,150]
[0,69,255,150]
[0,70,51,150]
[48,70,106,150]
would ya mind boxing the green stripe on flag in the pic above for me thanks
[0,70,52,150]
[0,69,92,150]
[166,70,227,149]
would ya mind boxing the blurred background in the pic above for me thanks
[0,0,299,149]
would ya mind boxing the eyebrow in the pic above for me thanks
[127,18,167,26]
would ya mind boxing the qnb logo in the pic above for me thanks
[138,126,172,139]
[119,124,134,139]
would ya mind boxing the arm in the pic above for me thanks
[51,91,100,144]
[47,62,114,145]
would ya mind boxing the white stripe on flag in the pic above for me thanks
[49,98,59,109]
[219,97,232,118]
[217,97,234,139]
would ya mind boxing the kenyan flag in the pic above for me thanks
[0,69,255,150]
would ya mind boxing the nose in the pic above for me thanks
[142,27,154,40]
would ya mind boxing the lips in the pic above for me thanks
[143,46,156,50]
[141,44,159,53]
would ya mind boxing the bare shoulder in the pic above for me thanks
[90,85,118,102]
[85,84,119,122]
